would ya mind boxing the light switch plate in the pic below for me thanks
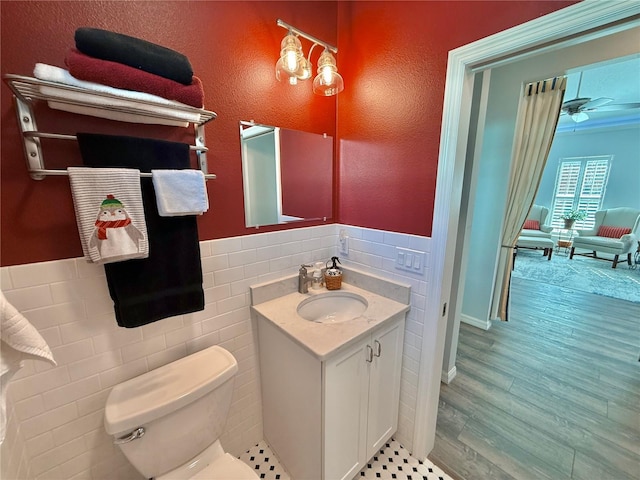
[395,247,425,274]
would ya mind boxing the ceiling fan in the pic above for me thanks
[561,71,640,123]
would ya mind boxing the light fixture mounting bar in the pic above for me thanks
[276,19,338,54]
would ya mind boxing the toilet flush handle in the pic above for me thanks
[114,427,146,445]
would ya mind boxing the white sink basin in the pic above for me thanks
[297,292,368,323]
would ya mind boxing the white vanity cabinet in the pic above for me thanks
[257,313,405,480]
[324,315,405,480]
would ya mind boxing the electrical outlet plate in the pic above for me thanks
[395,247,425,274]
[339,229,349,255]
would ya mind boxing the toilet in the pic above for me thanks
[104,345,258,479]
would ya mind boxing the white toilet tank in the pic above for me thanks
[104,345,238,479]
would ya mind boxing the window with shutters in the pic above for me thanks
[549,155,612,229]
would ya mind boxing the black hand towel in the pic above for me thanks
[75,27,194,85]
[77,133,205,328]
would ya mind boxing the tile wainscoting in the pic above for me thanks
[1,224,430,479]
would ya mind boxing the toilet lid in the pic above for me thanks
[190,453,259,480]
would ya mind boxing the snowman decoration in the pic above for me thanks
[88,194,145,260]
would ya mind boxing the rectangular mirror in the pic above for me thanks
[240,121,333,228]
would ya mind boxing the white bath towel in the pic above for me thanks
[33,63,202,124]
[151,169,209,216]
[68,167,149,264]
[1,291,56,443]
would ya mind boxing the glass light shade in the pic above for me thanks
[312,50,344,96]
[276,56,311,85]
[275,57,298,84]
[279,33,303,74]
[571,111,589,123]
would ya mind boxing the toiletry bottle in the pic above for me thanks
[312,261,324,289]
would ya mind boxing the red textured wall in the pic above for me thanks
[336,1,576,236]
[0,1,337,266]
[1,1,577,266]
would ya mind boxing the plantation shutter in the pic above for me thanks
[550,161,580,228]
[549,156,611,229]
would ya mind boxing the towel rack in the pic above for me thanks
[28,169,211,180]
[3,74,217,180]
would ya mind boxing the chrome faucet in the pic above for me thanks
[298,264,313,293]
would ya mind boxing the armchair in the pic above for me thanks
[515,205,554,260]
[520,205,553,239]
[570,207,640,268]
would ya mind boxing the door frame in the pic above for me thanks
[414,0,640,458]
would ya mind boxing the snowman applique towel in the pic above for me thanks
[68,167,148,264]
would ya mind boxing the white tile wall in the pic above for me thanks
[0,224,430,479]
[336,226,431,452]
[1,402,31,480]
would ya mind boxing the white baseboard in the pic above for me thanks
[441,365,457,384]
[461,314,492,331]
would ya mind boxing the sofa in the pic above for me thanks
[569,207,640,268]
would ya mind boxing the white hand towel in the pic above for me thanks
[68,167,148,264]
[1,291,56,443]
[33,63,202,125]
[151,169,209,216]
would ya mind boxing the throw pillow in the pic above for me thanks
[523,219,540,230]
[597,225,632,238]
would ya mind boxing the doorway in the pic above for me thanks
[459,46,640,332]
[413,1,640,459]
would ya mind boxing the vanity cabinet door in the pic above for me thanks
[323,315,405,480]
[323,338,369,480]
[365,316,405,459]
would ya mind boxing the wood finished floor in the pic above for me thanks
[429,276,640,480]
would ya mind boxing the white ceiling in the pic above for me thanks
[558,54,640,128]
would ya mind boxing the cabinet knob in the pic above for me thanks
[366,345,373,363]
[374,340,381,357]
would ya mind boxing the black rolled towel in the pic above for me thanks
[77,133,205,327]
[75,27,194,85]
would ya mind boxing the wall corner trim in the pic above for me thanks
[460,314,492,331]
[441,365,457,385]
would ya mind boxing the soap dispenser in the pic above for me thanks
[324,256,342,290]
[312,261,324,289]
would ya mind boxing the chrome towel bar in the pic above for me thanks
[3,74,217,180]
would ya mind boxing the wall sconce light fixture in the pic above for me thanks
[275,19,344,96]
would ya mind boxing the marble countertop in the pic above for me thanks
[251,282,410,361]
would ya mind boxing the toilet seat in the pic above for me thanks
[190,453,258,479]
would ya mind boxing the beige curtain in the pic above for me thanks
[491,76,567,321]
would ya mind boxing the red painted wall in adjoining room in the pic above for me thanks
[336,1,577,237]
[280,128,333,220]
[0,1,337,266]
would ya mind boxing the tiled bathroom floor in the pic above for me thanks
[239,441,288,479]
[239,439,453,480]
